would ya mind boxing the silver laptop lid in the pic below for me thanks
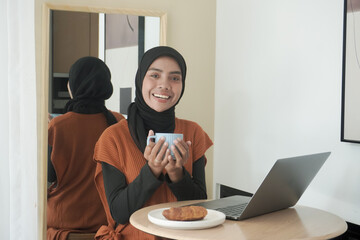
[191,152,331,220]
[239,151,331,220]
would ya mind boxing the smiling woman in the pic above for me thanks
[92,46,213,239]
[39,3,167,239]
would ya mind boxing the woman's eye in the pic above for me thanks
[170,76,181,81]
[150,73,159,78]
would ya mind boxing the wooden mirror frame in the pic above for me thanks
[38,3,167,239]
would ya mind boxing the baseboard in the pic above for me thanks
[340,222,360,240]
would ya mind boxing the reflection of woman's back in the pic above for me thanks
[47,57,124,240]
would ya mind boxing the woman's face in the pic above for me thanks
[142,56,183,112]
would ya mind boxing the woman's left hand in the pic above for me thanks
[165,138,191,183]
[144,130,170,178]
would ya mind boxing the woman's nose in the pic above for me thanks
[157,78,170,90]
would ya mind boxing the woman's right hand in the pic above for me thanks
[144,130,171,178]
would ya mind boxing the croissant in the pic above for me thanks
[162,206,208,221]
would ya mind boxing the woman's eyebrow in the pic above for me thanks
[148,68,181,75]
[148,67,162,72]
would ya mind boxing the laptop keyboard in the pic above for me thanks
[215,203,248,218]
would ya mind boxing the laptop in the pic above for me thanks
[192,152,331,220]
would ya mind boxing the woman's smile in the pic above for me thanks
[152,93,171,100]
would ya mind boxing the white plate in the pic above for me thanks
[148,207,226,230]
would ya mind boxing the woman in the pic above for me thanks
[47,57,124,240]
[94,46,213,239]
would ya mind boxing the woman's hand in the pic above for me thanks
[165,138,191,183]
[144,130,171,178]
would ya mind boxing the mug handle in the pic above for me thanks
[146,135,156,145]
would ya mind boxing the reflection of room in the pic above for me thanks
[49,10,99,114]
[49,11,159,115]
[103,14,160,115]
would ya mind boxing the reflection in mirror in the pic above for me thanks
[101,13,160,115]
[46,8,162,239]
[49,10,160,117]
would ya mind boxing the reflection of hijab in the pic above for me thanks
[65,56,117,125]
[127,46,187,152]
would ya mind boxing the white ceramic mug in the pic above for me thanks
[146,133,183,159]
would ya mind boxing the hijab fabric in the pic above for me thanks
[65,56,117,125]
[127,46,187,152]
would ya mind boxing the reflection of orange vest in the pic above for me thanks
[94,118,213,240]
[47,112,124,240]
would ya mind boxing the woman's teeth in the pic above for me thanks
[153,93,170,99]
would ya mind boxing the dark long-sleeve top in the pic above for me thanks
[101,156,207,224]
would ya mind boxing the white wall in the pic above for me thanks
[1,1,38,239]
[215,0,360,225]
[0,1,10,238]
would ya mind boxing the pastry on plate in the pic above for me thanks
[162,206,208,221]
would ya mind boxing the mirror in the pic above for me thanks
[49,10,162,116]
[41,3,166,238]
